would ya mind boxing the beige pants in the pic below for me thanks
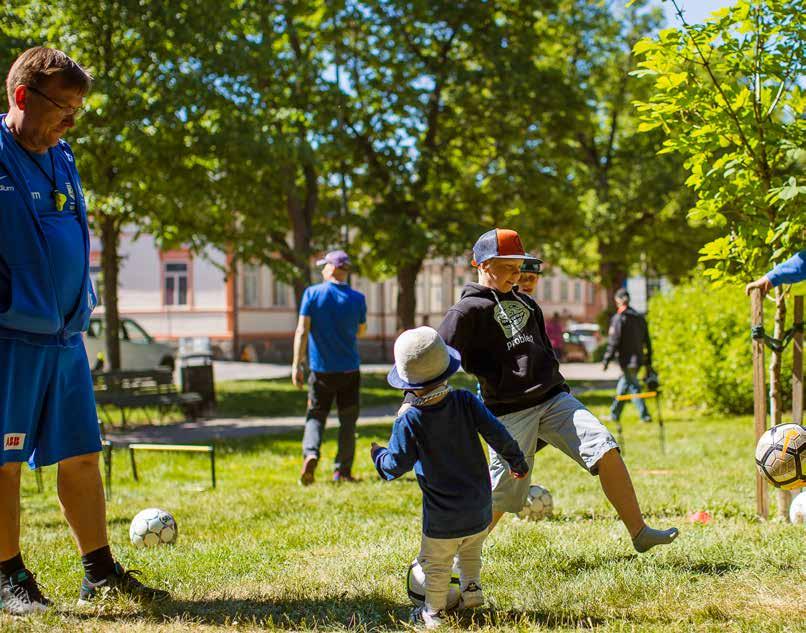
[418,528,487,612]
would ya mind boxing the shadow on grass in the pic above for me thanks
[70,596,608,630]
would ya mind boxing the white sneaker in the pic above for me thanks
[460,582,484,609]
[1,569,51,615]
[410,606,446,629]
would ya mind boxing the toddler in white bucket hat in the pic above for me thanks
[371,326,528,628]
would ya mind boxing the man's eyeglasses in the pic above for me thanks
[26,85,84,118]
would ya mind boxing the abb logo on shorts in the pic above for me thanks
[3,433,25,450]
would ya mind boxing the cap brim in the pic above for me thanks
[483,252,537,261]
[315,258,327,266]
[387,346,462,390]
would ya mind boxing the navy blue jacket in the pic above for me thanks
[373,388,528,539]
[0,114,96,346]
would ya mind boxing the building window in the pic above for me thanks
[588,283,596,304]
[272,276,289,307]
[543,276,553,301]
[242,264,259,307]
[90,264,103,305]
[164,261,188,306]
[560,278,569,302]
[573,281,582,303]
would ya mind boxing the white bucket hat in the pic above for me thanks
[387,327,462,390]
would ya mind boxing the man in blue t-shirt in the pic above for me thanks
[292,250,367,485]
[0,47,167,616]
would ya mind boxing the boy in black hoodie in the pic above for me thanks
[436,228,678,553]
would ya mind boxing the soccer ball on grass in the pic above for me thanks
[406,558,461,610]
[790,491,806,525]
[129,508,178,547]
[517,484,554,521]
[755,424,806,490]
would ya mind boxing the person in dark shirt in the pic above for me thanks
[437,228,678,554]
[371,327,527,629]
[602,289,653,423]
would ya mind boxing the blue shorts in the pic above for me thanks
[0,337,101,468]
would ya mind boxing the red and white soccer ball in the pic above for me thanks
[129,508,178,547]
[517,484,554,521]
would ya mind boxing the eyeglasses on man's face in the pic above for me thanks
[26,84,84,118]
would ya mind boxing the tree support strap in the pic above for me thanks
[751,322,804,353]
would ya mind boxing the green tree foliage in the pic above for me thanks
[519,1,718,301]
[633,0,804,421]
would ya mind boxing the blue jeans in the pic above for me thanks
[610,368,651,422]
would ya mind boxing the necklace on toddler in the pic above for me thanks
[411,384,452,407]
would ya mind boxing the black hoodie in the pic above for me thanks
[437,282,569,416]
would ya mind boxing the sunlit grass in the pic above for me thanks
[4,386,806,631]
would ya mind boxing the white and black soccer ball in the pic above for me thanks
[755,424,806,490]
[129,508,178,548]
[406,558,461,610]
[517,484,554,521]
[790,491,806,525]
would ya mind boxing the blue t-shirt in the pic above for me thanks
[373,389,528,539]
[0,119,84,319]
[299,281,366,372]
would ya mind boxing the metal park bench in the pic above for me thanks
[92,368,203,428]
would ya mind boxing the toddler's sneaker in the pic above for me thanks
[460,582,484,609]
[1,569,51,615]
[410,605,446,629]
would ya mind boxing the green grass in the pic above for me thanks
[4,387,806,632]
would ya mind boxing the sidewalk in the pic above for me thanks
[105,404,400,445]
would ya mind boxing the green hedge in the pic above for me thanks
[648,279,794,415]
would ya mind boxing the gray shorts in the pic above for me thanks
[489,391,619,513]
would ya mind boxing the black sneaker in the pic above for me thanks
[78,562,169,605]
[1,568,51,615]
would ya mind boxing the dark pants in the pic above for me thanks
[302,370,360,474]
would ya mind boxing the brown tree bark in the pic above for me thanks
[100,214,121,370]
[397,260,422,331]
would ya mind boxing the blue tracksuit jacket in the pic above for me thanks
[0,114,96,346]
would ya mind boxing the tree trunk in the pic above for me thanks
[397,261,421,331]
[100,214,121,370]
[769,287,790,520]
[599,258,627,309]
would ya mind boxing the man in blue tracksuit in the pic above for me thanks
[746,250,806,296]
[0,47,167,615]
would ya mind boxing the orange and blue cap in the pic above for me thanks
[471,228,537,267]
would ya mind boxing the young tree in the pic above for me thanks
[632,0,804,420]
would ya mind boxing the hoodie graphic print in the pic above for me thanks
[438,282,569,416]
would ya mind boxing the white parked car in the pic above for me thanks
[84,317,175,371]
[565,322,601,356]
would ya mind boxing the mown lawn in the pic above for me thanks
[4,385,806,632]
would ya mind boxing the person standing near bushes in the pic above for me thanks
[602,289,654,424]
[292,250,367,485]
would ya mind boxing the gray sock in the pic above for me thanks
[632,525,679,553]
